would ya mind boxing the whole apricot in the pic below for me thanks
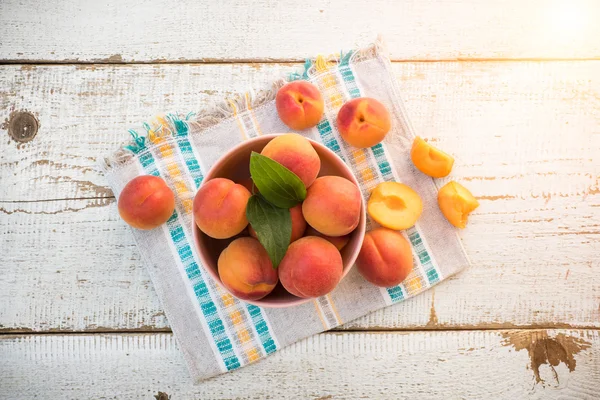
[238,177,256,194]
[336,97,391,148]
[250,204,307,244]
[304,226,350,251]
[193,178,251,239]
[276,81,324,130]
[356,228,413,287]
[302,176,362,237]
[368,182,423,230]
[411,137,454,178]
[278,236,343,298]
[118,175,175,230]
[260,133,321,188]
[438,181,479,228]
[218,237,278,301]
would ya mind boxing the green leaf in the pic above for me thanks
[246,195,292,268]
[249,152,307,208]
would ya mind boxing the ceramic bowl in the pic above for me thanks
[192,134,366,307]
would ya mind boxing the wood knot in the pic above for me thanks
[4,110,39,143]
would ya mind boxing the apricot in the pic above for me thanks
[410,137,454,178]
[276,81,324,130]
[368,182,423,230]
[250,204,307,244]
[437,181,479,228]
[260,133,321,188]
[118,175,175,230]
[193,178,251,239]
[218,237,278,301]
[304,226,350,251]
[302,176,362,237]
[336,97,391,148]
[238,177,256,194]
[278,236,343,298]
[356,228,413,287]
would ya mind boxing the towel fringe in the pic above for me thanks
[102,79,286,170]
[297,35,387,80]
[102,36,388,172]
[350,34,387,64]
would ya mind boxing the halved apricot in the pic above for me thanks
[410,137,454,178]
[367,182,423,230]
[437,181,479,228]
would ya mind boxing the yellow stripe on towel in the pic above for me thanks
[229,99,249,141]
[245,92,264,136]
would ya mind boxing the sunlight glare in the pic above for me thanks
[547,0,589,39]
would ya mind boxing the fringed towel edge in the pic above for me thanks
[101,36,388,173]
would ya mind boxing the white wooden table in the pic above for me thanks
[1,1,599,398]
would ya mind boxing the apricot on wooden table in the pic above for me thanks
[437,181,479,228]
[410,137,454,178]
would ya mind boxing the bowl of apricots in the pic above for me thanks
[117,80,480,308]
[192,133,367,307]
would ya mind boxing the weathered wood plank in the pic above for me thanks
[1,64,295,202]
[1,0,600,62]
[1,195,598,332]
[2,330,599,398]
[1,62,599,202]
[1,62,599,332]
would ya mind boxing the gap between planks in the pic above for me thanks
[3,325,600,336]
[4,57,600,66]
[0,196,111,204]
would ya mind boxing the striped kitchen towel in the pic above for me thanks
[102,37,470,382]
